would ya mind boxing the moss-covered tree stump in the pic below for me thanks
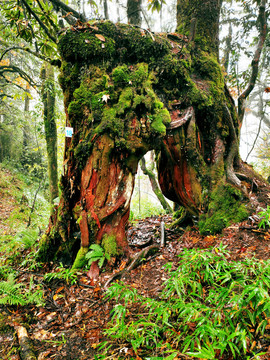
[38,20,253,266]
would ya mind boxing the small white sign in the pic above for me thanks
[65,127,73,138]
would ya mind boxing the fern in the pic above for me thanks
[0,229,38,253]
[0,274,44,306]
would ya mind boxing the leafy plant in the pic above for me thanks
[0,274,44,306]
[44,264,78,284]
[0,265,16,281]
[85,244,110,268]
[97,244,270,359]
[258,206,270,229]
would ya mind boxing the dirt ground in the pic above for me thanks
[1,167,270,359]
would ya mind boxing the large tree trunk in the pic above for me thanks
[38,12,254,265]
[157,0,251,234]
[38,22,171,264]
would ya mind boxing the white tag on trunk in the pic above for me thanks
[65,127,73,137]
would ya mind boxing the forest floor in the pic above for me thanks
[1,166,270,360]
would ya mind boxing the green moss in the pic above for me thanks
[195,52,223,84]
[58,30,116,64]
[130,63,149,85]
[116,87,133,115]
[112,65,130,86]
[0,314,13,334]
[151,108,170,135]
[72,247,89,269]
[199,184,250,235]
[101,235,118,257]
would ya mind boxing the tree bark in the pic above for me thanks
[157,0,250,230]
[41,63,59,209]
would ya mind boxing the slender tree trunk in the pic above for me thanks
[41,63,58,209]
[223,23,232,75]
[127,0,142,26]
[103,0,109,20]
[140,155,172,213]
[20,92,30,166]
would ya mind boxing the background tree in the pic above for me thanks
[41,63,59,208]
[127,0,142,26]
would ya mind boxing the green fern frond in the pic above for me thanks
[0,274,44,306]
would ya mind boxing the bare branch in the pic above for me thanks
[0,94,13,99]
[245,115,263,162]
[238,0,268,123]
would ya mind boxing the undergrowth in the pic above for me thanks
[0,274,44,306]
[97,244,270,359]
[0,165,49,307]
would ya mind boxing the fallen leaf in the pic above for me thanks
[55,286,64,294]
[101,94,110,103]
[119,260,127,271]
[87,260,100,281]
[87,24,99,31]
[95,34,105,42]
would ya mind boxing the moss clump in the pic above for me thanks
[194,52,223,84]
[151,108,170,135]
[102,235,118,257]
[199,184,250,235]
[58,30,116,64]
[0,314,13,334]
[72,247,89,269]
[112,65,130,86]
[116,87,133,115]
[130,63,149,85]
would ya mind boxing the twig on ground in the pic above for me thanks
[104,244,159,289]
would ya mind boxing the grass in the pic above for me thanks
[97,244,270,359]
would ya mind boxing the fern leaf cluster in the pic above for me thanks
[0,274,44,306]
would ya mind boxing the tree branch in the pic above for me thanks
[245,91,265,162]
[36,0,59,32]
[20,0,57,43]
[0,65,36,87]
[238,0,268,124]
[0,93,13,99]
[0,46,49,63]
[49,0,87,22]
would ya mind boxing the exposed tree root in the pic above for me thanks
[104,244,159,289]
